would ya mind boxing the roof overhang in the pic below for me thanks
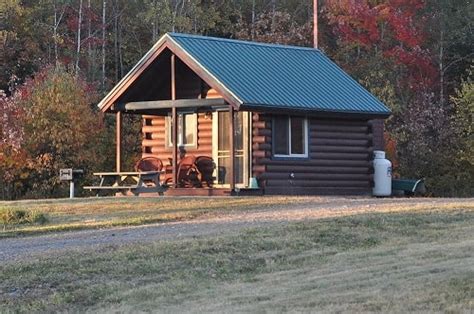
[240,103,390,120]
[98,34,242,113]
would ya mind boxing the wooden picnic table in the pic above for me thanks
[84,171,166,196]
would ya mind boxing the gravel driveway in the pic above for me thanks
[1,197,472,263]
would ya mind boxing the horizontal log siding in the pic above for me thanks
[141,64,213,164]
[141,113,213,164]
[256,117,373,195]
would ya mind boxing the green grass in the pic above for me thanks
[0,196,314,238]
[1,207,473,312]
[1,196,472,239]
[0,208,48,225]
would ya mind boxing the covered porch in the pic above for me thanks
[107,49,256,196]
[114,101,254,196]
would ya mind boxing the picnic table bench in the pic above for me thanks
[83,171,166,196]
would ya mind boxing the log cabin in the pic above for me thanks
[97,33,391,196]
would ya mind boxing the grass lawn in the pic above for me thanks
[0,196,315,238]
[1,205,473,312]
[1,196,472,238]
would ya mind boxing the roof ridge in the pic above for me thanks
[167,32,321,53]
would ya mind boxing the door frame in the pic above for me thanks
[212,110,251,188]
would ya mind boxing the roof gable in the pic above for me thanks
[98,33,391,117]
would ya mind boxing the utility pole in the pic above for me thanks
[313,0,318,49]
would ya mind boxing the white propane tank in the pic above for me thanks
[373,150,392,196]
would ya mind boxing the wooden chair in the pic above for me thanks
[195,156,215,188]
[164,155,202,188]
[177,155,201,188]
[134,157,163,187]
[134,157,163,172]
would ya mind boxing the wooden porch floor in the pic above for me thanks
[138,187,263,197]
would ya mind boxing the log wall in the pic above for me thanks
[140,59,214,164]
[253,114,374,195]
[141,113,213,164]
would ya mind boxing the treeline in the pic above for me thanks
[1,0,473,199]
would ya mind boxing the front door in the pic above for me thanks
[212,111,250,188]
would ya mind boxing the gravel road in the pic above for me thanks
[1,197,472,263]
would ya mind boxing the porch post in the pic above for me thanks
[116,111,122,173]
[229,106,235,192]
[171,54,178,188]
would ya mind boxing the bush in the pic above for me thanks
[0,208,48,225]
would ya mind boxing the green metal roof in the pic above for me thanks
[168,33,391,117]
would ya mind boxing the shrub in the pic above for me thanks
[0,208,48,225]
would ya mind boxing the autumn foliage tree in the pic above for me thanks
[0,89,28,199]
[325,0,437,103]
[323,0,473,195]
[0,66,107,199]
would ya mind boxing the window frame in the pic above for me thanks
[166,112,198,148]
[272,115,309,159]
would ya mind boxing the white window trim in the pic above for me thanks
[273,116,309,158]
[166,112,198,148]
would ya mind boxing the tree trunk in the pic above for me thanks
[152,0,158,42]
[52,1,65,67]
[53,4,58,65]
[75,0,83,76]
[439,27,445,106]
[313,0,318,48]
[113,0,119,82]
[119,18,124,78]
[271,0,276,31]
[102,0,106,90]
[87,0,93,80]
[172,0,180,32]
[251,0,256,40]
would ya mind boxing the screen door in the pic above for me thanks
[213,111,249,187]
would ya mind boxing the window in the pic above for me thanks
[273,116,308,157]
[167,113,197,147]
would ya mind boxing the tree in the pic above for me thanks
[426,0,474,106]
[0,89,28,199]
[0,66,107,198]
[324,0,437,97]
[0,0,41,93]
[452,70,474,168]
[236,10,312,46]
[394,89,459,195]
